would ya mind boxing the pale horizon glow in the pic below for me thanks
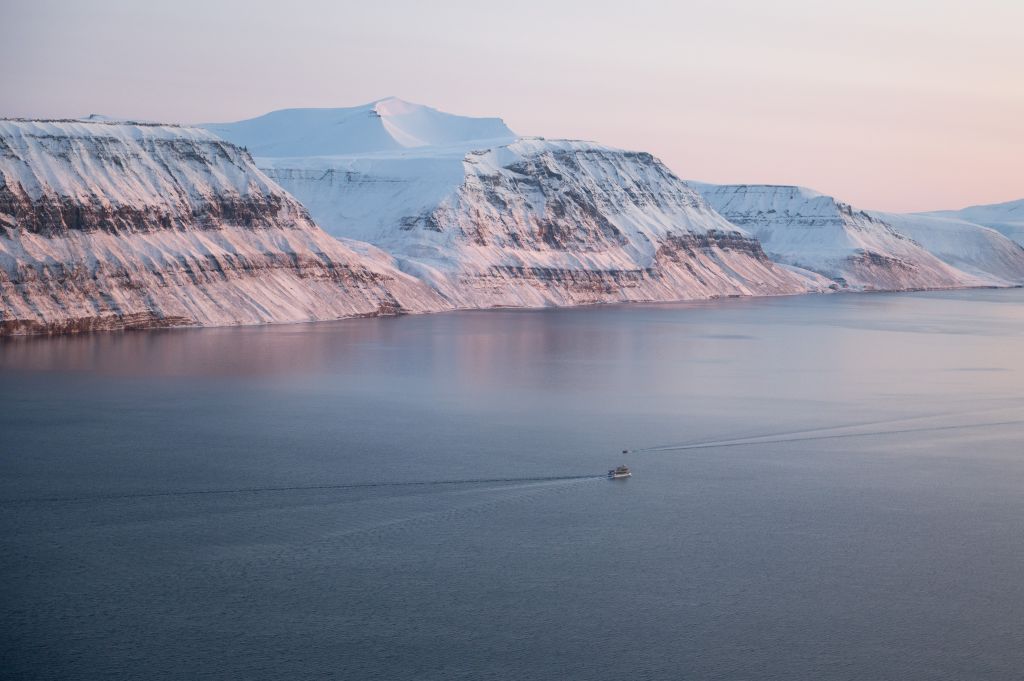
[3,0,1021,212]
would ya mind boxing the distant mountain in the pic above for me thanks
[203,98,516,158]
[922,199,1024,246]
[209,100,820,307]
[870,211,1024,287]
[692,183,977,291]
[0,119,448,335]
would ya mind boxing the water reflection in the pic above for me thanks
[2,291,1022,402]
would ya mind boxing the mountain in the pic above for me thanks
[11,100,1010,338]
[0,119,448,335]
[259,142,822,306]
[204,98,516,158]
[871,211,1024,287]
[692,183,974,291]
[208,103,820,308]
[923,199,1024,246]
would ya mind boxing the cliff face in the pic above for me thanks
[693,183,974,291]
[255,139,821,308]
[0,120,448,335]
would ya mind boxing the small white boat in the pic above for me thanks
[608,465,632,479]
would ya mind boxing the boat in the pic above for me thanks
[608,465,632,479]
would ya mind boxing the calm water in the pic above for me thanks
[2,290,1024,680]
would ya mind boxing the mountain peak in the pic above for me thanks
[204,99,516,158]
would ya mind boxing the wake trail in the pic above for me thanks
[632,419,1024,453]
[0,475,605,506]
[326,475,604,543]
[628,404,1024,454]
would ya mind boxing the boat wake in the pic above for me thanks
[0,475,606,506]
[325,476,605,543]
[626,406,1024,454]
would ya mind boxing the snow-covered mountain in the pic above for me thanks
[923,199,1024,246]
[204,98,516,158]
[8,99,1014,337]
[0,119,448,335]
[208,102,820,308]
[692,183,977,291]
[870,211,1024,287]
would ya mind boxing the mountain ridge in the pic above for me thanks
[4,99,1019,336]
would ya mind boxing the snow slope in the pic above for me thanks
[693,183,974,291]
[872,211,1024,286]
[204,98,516,158]
[0,119,448,335]
[245,141,822,306]
[923,199,1024,246]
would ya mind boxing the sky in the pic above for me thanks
[3,0,1021,212]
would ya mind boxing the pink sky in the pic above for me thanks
[3,0,1021,212]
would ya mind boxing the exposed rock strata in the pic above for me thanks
[255,139,822,308]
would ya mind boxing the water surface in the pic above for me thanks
[2,290,1024,679]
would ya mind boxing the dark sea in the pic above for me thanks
[2,289,1023,680]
